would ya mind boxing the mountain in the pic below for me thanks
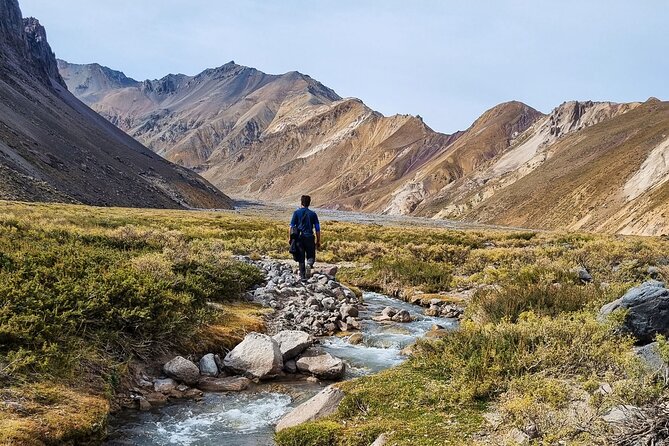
[58,59,669,235]
[0,0,232,209]
[58,60,541,211]
[418,99,669,235]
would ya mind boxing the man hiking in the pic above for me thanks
[289,195,321,281]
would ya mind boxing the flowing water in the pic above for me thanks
[105,293,457,446]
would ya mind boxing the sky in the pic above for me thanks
[19,0,669,133]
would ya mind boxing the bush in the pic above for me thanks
[466,268,610,323]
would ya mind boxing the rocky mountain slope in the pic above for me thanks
[58,60,541,212]
[59,60,669,235]
[0,0,232,209]
[420,98,669,235]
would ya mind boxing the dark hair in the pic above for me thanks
[301,195,311,207]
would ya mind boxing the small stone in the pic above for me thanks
[138,397,151,411]
[163,356,200,385]
[199,353,219,377]
[285,359,297,373]
[144,392,168,406]
[348,333,364,345]
[340,304,359,319]
[153,378,178,393]
[197,376,251,392]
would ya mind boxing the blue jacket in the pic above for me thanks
[290,208,320,236]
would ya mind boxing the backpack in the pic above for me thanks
[289,210,310,255]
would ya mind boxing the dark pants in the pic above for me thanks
[295,235,316,278]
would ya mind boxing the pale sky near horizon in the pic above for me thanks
[18,0,669,133]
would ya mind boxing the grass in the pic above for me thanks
[2,200,669,444]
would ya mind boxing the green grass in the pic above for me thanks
[2,200,669,445]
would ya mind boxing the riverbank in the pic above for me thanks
[3,201,669,445]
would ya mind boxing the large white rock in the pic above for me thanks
[223,332,283,379]
[272,330,313,360]
[295,348,345,380]
[275,385,345,432]
[163,356,200,385]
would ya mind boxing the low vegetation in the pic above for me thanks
[2,200,669,444]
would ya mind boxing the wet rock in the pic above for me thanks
[223,332,283,379]
[138,397,151,411]
[284,359,297,374]
[391,309,412,323]
[372,315,392,322]
[153,378,178,393]
[296,348,346,380]
[197,376,251,392]
[599,280,669,343]
[199,353,219,377]
[346,317,362,330]
[163,356,200,385]
[340,303,359,319]
[424,306,440,316]
[348,333,364,345]
[273,330,313,360]
[275,385,345,432]
[144,392,168,406]
[381,307,397,318]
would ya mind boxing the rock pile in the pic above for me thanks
[239,258,363,336]
[424,299,465,319]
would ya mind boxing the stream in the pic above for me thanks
[105,292,457,446]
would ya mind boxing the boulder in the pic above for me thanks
[296,348,346,380]
[223,332,283,379]
[275,385,345,432]
[346,317,362,330]
[340,304,359,319]
[153,378,178,393]
[381,307,397,318]
[197,376,251,392]
[634,342,669,375]
[391,309,412,323]
[348,333,364,345]
[163,356,200,385]
[199,353,219,376]
[272,330,313,360]
[599,280,669,343]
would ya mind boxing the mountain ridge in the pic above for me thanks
[58,57,669,235]
[0,0,233,209]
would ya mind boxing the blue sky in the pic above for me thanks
[19,0,669,133]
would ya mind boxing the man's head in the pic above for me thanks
[301,195,311,208]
